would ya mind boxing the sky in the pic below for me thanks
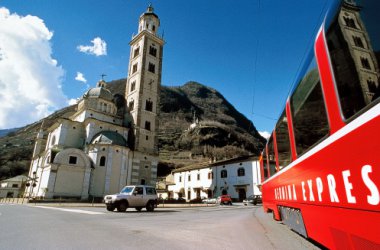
[0,0,331,137]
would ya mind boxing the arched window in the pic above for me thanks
[128,100,134,111]
[145,99,153,111]
[221,170,227,178]
[99,156,106,166]
[130,81,136,92]
[237,168,245,177]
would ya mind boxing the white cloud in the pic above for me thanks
[259,131,271,140]
[68,98,78,105]
[0,7,68,129]
[77,37,107,56]
[75,72,87,83]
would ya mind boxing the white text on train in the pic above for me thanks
[274,164,379,205]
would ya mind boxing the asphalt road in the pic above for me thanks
[0,203,321,250]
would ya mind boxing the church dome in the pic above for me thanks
[90,131,128,147]
[83,87,113,102]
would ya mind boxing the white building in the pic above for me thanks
[168,156,262,201]
[25,5,164,200]
[0,175,27,198]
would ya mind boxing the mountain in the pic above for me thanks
[158,81,265,162]
[0,128,20,138]
[0,80,265,180]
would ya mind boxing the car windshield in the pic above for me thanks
[120,186,134,193]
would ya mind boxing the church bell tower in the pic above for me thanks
[125,4,164,185]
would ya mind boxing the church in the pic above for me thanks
[25,5,164,200]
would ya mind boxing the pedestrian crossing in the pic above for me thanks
[32,205,105,215]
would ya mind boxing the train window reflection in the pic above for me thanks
[275,111,291,169]
[267,136,277,176]
[327,0,380,120]
[291,60,329,156]
[262,148,269,179]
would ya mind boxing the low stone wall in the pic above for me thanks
[0,197,28,204]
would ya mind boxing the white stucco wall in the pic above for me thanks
[168,160,261,201]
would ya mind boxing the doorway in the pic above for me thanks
[238,188,246,202]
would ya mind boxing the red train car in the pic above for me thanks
[260,0,380,249]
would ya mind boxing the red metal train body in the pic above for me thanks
[260,1,380,249]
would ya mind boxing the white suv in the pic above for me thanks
[104,185,158,212]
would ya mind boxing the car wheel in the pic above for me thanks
[253,201,257,205]
[135,207,142,212]
[117,201,128,212]
[106,205,115,211]
[146,201,155,212]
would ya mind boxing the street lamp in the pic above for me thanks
[25,171,38,200]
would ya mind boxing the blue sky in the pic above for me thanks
[0,0,330,135]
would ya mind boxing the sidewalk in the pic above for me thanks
[1,198,246,208]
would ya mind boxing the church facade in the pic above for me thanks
[25,5,164,200]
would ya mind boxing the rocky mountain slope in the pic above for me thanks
[0,80,265,180]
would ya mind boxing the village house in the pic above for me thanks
[167,155,262,202]
[0,175,27,198]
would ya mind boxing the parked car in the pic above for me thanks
[218,195,232,205]
[202,198,217,204]
[243,195,262,206]
[104,185,158,212]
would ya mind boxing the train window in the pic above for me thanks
[267,136,277,176]
[327,1,380,120]
[262,148,269,179]
[291,59,329,156]
[275,111,291,169]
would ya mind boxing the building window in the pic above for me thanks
[132,63,138,74]
[149,46,157,57]
[146,187,156,195]
[221,170,227,178]
[145,121,151,131]
[361,57,371,70]
[99,156,106,166]
[179,176,182,182]
[148,63,155,73]
[237,168,245,177]
[353,36,364,48]
[197,173,200,181]
[367,79,378,93]
[69,156,77,165]
[208,172,213,180]
[145,99,153,111]
[51,136,56,146]
[187,190,191,200]
[343,16,357,29]
[140,179,146,185]
[146,135,149,140]
[188,174,191,181]
[128,100,134,111]
[133,47,140,58]
[130,81,136,92]
[12,184,18,188]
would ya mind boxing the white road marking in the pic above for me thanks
[32,206,104,215]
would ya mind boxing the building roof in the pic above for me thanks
[83,87,113,102]
[0,175,28,183]
[141,4,158,19]
[90,131,128,147]
[172,155,259,173]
